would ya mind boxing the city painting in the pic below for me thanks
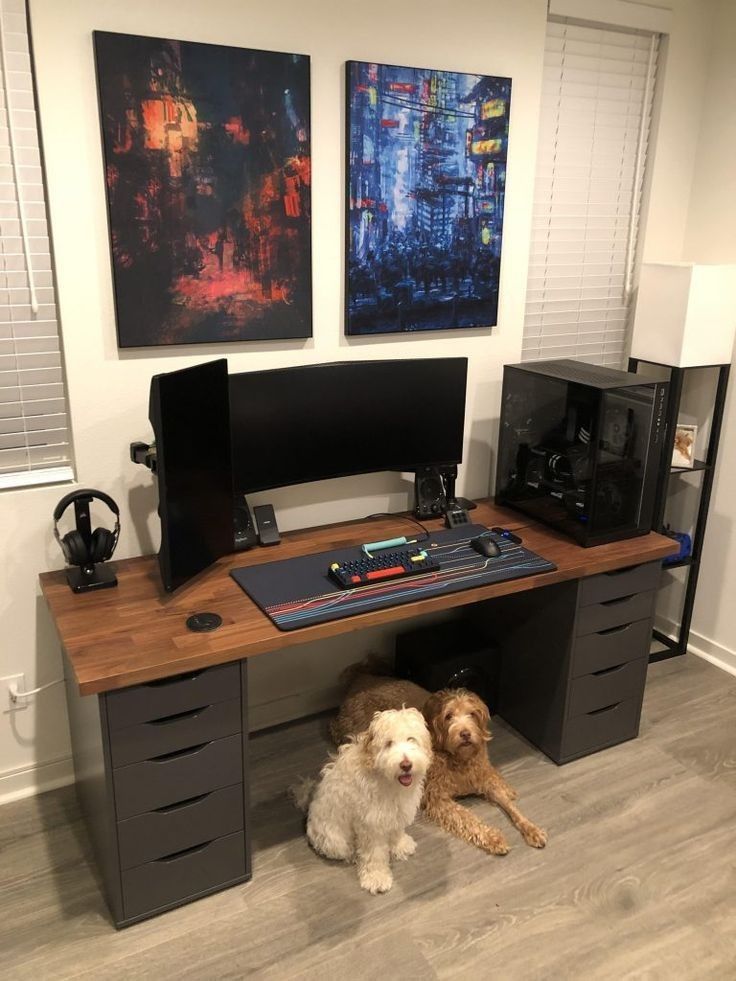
[94,32,312,348]
[346,61,511,336]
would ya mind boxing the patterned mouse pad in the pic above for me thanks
[231,524,556,632]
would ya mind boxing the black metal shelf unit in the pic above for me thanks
[628,358,730,662]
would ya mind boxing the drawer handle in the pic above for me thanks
[155,840,214,863]
[600,594,634,607]
[145,671,203,688]
[597,622,632,636]
[146,706,209,727]
[154,792,212,814]
[592,663,625,677]
[587,702,621,716]
[149,742,210,763]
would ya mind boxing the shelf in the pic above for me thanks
[630,359,730,665]
[670,459,710,474]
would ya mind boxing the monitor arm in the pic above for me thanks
[130,441,158,474]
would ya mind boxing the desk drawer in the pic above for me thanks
[576,590,655,637]
[109,698,241,768]
[113,733,243,820]
[572,618,652,677]
[107,663,240,730]
[117,783,244,870]
[561,696,641,761]
[568,657,648,718]
[578,561,661,607]
[122,831,246,921]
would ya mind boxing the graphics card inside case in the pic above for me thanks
[495,360,669,546]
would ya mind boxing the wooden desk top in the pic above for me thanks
[40,501,678,696]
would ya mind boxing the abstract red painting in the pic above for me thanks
[94,32,312,347]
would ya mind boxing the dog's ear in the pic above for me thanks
[355,728,376,768]
[470,693,492,742]
[423,691,449,747]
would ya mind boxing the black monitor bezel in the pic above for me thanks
[229,357,468,494]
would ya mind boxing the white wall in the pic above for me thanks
[0,0,548,802]
[680,0,736,672]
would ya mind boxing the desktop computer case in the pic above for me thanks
[495,360,668,546]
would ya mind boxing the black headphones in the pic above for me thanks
[53,489,120,568]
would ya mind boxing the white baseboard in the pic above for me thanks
[654,615,736,678]
[684,628,736,677]
[0,755,74,806]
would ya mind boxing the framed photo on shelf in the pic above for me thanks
[94,31,312,348]
[345,60,512,336]
[672,423,698,468]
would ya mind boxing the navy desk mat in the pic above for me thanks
[230,523,557,632]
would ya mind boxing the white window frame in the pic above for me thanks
[0,0,74,490]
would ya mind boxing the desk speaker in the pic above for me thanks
[414,467,446,519]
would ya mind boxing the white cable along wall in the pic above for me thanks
[523,18,660,367]
[0,0,72,489]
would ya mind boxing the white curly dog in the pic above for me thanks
[294,707,432,894]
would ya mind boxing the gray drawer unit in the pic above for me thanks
[572,618,651,677]
[109,697,242,768]
[121,832,247,922]
[118,783,244,870]
[62,655,251,928]
[489,560,660,765]
[560,696,642,761]
[107,662,240,729]
[575,590,656,636]
[113,733,243,820]
[578,561,661,606]
[567,657,648,717]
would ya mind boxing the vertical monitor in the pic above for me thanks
[229,358,468,493]
[150,359,233,591]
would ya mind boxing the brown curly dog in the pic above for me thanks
[331,665,547,855]
[421,688,547,855]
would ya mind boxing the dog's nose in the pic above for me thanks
[400,758,412,772]
[460,729,471,741]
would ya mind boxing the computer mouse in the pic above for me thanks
[470,534,501,558]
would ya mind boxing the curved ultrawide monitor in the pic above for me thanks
[229,358,468,494]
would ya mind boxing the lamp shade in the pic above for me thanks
[631,263,736,367]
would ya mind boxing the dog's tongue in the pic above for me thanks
[398,773,413,787]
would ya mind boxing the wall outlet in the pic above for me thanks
[2,673,28,712]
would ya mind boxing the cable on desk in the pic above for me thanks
[364,512,431,544]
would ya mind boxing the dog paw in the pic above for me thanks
[391,834,417,861]
[521,823,547,848]
[359,867,393,894]
[482,831,510,855]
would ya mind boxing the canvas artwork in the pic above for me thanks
[346,61,511,336]
[94,32,312,348]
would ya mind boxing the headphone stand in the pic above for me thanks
[66,563,118,594]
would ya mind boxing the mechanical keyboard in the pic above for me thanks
[328,548,440,589]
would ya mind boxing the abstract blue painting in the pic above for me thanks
[346,61,512,336]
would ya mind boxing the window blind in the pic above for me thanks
[0,0,72,489]
[523,19,660,368]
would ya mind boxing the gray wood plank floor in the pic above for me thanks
[2,653,735,980]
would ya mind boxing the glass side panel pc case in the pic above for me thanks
[495,360,669,546]
[149,358,234,591]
